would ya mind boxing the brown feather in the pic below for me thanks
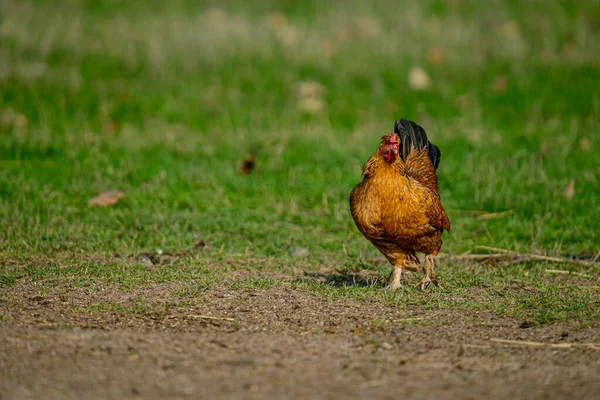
[350,130,450,268]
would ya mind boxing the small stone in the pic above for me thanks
[408,66,431,91]
[290,247,310,258]
[381,342,393,350]
[519,321,534,329]
[135,253,154,266]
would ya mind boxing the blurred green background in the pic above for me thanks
[1,0,599,265]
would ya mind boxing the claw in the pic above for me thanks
[430,273,441,288]
[387,263,404,289]
[415,276,442,290]
[414,275,432,291]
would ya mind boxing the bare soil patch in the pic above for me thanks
[1,277,599,399]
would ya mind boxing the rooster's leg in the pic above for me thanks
[415,254,441,290]
[387,258,405,290]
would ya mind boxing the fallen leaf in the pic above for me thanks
[267,12,288,29]
[274,25,298,47]
[426,47,445,66]
[561,41,577,58]
[16,62,47,80]
[579,138,590,151]
[298,97,325,114]
[88,191,125,207]
[204,8,226,24]
[295,81,326,99]
[491,76,508,93]
[356,17,381,39]
[454,94,471,110]
[240,155,255,174]
[320,39,336,57]
[102,120,120,136]
[564,179,575,200]
[536,141,549,160]
[290,247,310,258]
[408,66,431,91]
[501,21,522,42]
[1,108,28,128]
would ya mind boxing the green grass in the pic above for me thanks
[1,0,599,325]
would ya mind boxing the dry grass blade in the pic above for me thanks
[445,246,600,269]
[448,209,513,219]
[476,210,514,220]
[490,338,600,350]
[490,338,544,347]
[167,314,236,322]
[475,245,512,253]
[448,209,489,215]
[544,269,597,280]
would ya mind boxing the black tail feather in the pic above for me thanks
[394,119,441,169]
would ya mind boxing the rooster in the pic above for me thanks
[350,119,450,290]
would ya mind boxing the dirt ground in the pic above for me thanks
[1,277,599,400]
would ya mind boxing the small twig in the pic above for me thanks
[490,338,600,350]
[490,338,544,347]
[448,209,485,215]
[544,269,597,280]
[445,246,599,268]
[500,255,533,267]
[361,379,389,389]
[167,315,235,322]
[476,210,514,220]
[395,317,425,322]
[442,254,506,260]
[474,245,513,254]
[448,209,514,219]
[342,243,349,259]
[592,250,600,263]
[533,254,575,263]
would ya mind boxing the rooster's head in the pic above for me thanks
[379,133,400,162]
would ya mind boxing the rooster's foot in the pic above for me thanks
[387,265,404,289]
[387,281,402,290]
[414,275,441,291]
